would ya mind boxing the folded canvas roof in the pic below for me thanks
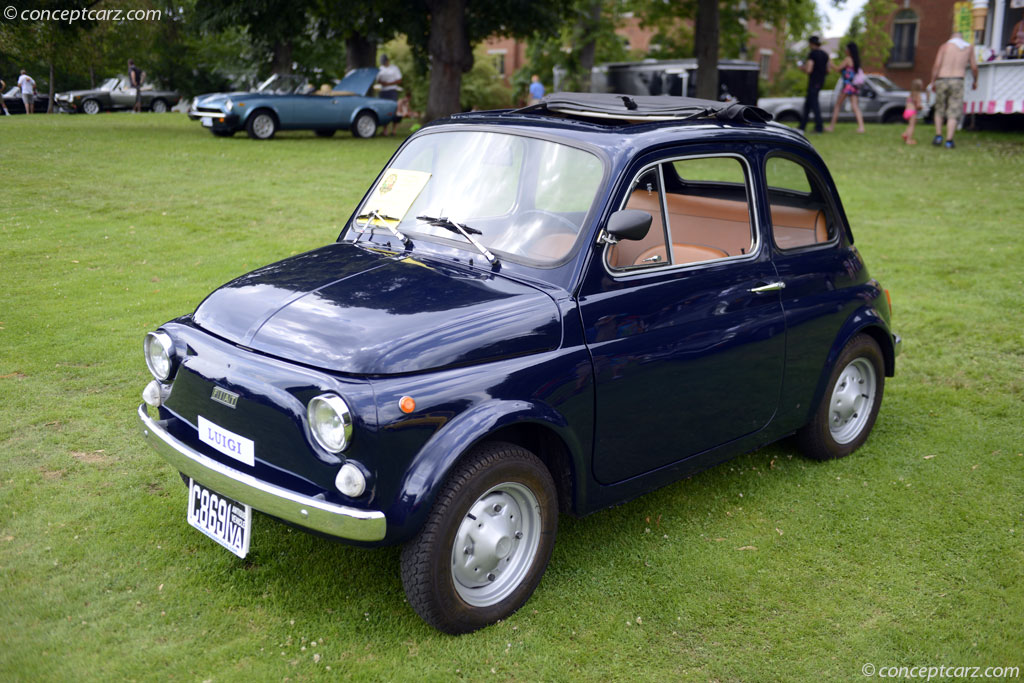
[521,92,773,124]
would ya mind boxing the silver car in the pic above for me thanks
[759,75,916,125]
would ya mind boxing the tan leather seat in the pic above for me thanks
[770,206,828,248]
[662,194,753,256]
[634,243,729,266]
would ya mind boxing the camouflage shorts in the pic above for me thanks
[934,78,964,120]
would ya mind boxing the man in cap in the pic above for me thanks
[799,36,829,134]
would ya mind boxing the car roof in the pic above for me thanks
[432,93,813,156]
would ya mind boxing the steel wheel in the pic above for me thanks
[400,441,557,634]
[797,334,885,461]
[451,481,542,607]
[828,357,877,444]
[151,99,168,113]
[82,99,100,115]
[352,111,377,138]
[247,111,276,140]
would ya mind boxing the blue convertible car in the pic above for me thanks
[188,67,397,139]
[139,93,900,633]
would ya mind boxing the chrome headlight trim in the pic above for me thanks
[307,394,353,453]
[143,330,175,381]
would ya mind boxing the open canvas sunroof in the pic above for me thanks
[518,92,773,125]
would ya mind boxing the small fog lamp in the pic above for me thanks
[335,463,366,498]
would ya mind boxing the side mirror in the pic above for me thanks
[604,209,652,243]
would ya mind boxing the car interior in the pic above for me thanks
[607,156,834,271]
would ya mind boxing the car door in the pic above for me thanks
[578,149,786,485]
[857,82,881,118]
[819,82,838,119]
[109,80,134,109]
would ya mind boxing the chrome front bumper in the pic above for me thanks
[136,404,386,542]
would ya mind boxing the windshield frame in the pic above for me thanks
[99,78,119,91]
[867,75,902,92]
[344,125,610,270]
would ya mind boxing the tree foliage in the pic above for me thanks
[858,0,896,71]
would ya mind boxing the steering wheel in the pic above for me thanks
[516,209,579,234]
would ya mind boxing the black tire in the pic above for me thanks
[776,111,800,124]
[314,129,336,137]
[246,110,277,140]
[150,98,168,113]
[400,441,558,634]
[881,108,903,124]
[82,99,101,115]
[797,334,885,461]
[351,110,378,138]
[211,129,235,137]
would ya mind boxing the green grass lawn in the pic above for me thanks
[1,113,1022,681]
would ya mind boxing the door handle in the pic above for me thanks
[749,281,785,293]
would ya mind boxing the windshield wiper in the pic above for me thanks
[354,210,411,247]
[416,215,497,265]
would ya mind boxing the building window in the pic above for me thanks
[758,49,773,79]
[889,10,918,67]
[487,49,507,76]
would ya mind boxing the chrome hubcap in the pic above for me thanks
[252,114,274,138]
[83,101,99,114]
[355,114,375,137]
[152,100,166,113]
[451,482,541,607]
[829,357,876,444]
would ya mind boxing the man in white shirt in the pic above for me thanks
[376,55,402,136]
[17,70,37,114]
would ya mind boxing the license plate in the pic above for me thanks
[198,415,254,466]
[187,478,251,558]
[201,116,212,127]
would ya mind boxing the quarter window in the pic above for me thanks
[607,155,754,271]
[765,155,837,250]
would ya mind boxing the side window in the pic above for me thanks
[606,167,670,270]
[664,156,753,261]
[765,155,837,250]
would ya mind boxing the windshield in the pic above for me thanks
[256,74,309,94]
[867,75,902,92]
[350,131,605,265]
[99,78,119,91]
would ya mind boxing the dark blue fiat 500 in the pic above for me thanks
[137,93,900,634]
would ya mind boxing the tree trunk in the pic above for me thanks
[695,0,719,101]
[89,64,95,89]
[271,41,293,75]
[577,0,603,92]
[424,0,472,122]
[346,32,377,71]
[47,61,55,113]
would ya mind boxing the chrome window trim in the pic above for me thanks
[603,151,761,279]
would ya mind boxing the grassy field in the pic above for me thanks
[1,113,1022,681]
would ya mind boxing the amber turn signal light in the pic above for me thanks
[398,396,416,414]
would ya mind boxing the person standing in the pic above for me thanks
[1,78,9,115]
[376,55,402,136]
[799,36,829,134]
[528,74,545,105]
[17,70,37,114]
[928,32,978,149]
[128,60,144,113]
[825,42,866,134]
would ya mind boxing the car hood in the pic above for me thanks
[57,89,106,97]
[192,242,561,375]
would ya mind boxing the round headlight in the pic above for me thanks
[144,331,174,381]
[307,394,353,453]
[224,98,233,112]
[335,463,366,497]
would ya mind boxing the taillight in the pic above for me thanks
[884,289,892,317]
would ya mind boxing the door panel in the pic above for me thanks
[581,152,785,485]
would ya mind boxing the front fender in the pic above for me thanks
[383,399,582,544]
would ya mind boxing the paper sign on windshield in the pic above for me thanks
[360,169,431,226]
